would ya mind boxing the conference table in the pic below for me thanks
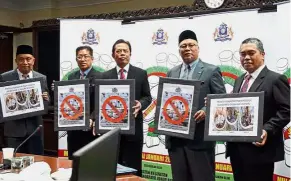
[0,152,146,181]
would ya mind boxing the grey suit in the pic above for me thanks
[1,69,49,155]
[166,60,226,181]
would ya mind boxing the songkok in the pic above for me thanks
[16,45,33,56]
[178,30,198,44]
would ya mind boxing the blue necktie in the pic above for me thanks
[182,64,191,80]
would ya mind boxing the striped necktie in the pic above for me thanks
[240,75,252,93]
[120,69,125,80]
[80,72,86,79]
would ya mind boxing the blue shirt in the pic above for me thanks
[80,66,92,78]
[179,58,199,79]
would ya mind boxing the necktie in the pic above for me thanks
[182,64,191,80]
[120,69,125,80]
[240,74,252,93]
[80,72,86,79]
[22,74,29,79]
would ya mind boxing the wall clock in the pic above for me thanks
[204,0,225,9]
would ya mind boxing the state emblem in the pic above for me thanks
[213,23,233,42]
[152,29,168,45]
[82,28,100,45]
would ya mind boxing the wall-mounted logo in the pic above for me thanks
[213,23,233,42]
[152,29,168,45]
[82,28,100,45]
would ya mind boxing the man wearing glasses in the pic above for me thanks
[165,30,226,181]
[66,46,102,159]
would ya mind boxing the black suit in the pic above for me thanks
[102,64,152,176]
[0,75,4,149]
[66,68,102,159]
[1,70,50,155]
[226,66,290,181]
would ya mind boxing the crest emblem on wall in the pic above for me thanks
[213,23,233,42]
[82,28,100,45]
[152,28,168,45]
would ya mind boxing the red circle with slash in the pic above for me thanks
[162,96,189,125]
[60,95,84,120]
[102,96,128,123]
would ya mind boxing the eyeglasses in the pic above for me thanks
[76,55,92,60]
[17,57,34,63]
[179,44,198,49]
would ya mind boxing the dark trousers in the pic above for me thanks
[67,130,96,160]
[118,136,143,177]
[230,154,274,181]
[168,146,215,181]
[0,123,4,149]
[5,134,43,155]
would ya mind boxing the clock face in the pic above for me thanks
[204,0,225,9]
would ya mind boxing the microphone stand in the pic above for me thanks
[13,125,43,157]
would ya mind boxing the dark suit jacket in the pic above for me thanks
[0,75,4,148]
[102,64,152,140]
[67,68,102,118]
[226,66,290,164]
[1,69,49,138]
[165,60,226,150]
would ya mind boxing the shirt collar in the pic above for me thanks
[246,64,266,80]
[17,69,33,79]
[183,58,199,70]
[116,63,130,73]
[80,66,92,76]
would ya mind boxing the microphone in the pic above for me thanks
[13,125,43,157]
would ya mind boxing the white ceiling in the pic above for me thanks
[0,0,127,11]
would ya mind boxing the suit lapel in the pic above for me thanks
[192,60,204,80]
[248,67,268,92]
[172,64,183,78]
[12,69,20,80]
[86,68,94,79]
[127,64,135,79]
[110,67,118,79]
[73,70,80,80]
[32,71,39,78]
[233,75,245,93]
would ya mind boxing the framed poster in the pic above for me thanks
[153,77,202,140]
[0,77,47,122]
[94,79,135,135]
[204,92,264,142]
[54,79,90,131]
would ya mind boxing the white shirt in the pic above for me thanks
[17,69,33,80]
[241,64,266,92]
[116,64,130,79]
